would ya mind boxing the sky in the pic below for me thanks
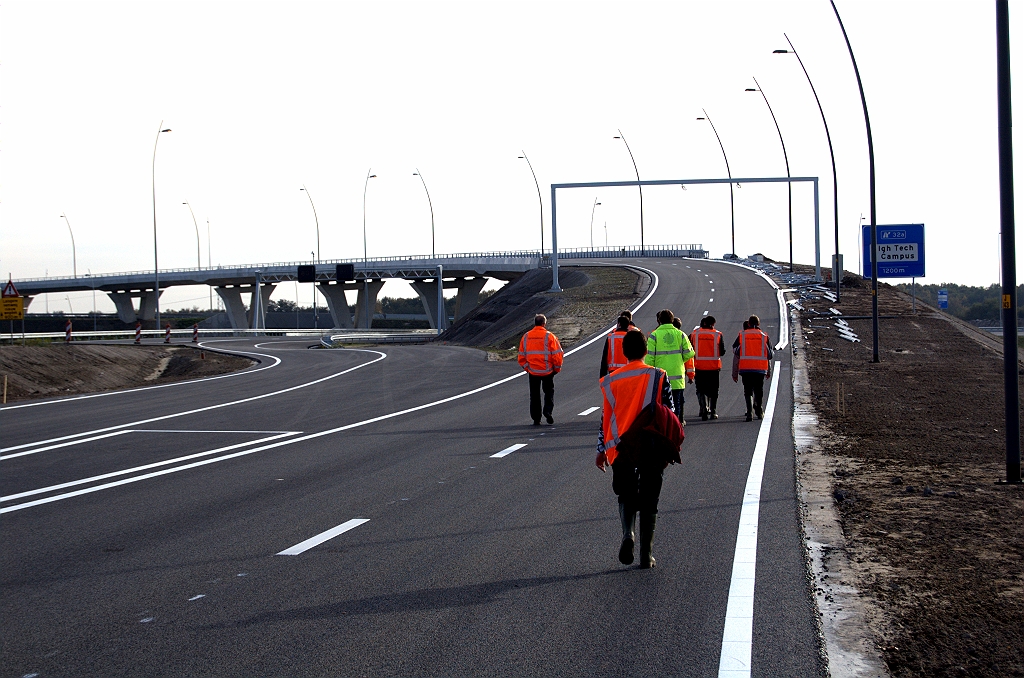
[1,0,1020,313]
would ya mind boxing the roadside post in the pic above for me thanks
[436,265,444,336]
[65,319,72,344]
[192,323,199,343]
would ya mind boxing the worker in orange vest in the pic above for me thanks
[732,314,774,421]
[600,314,632,377]
[518,313,564,425]
[690,315,727,420]
[595,329,676,569]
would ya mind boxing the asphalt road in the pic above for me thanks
[1,259,824,678]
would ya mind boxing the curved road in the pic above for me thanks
[0,260,823,677]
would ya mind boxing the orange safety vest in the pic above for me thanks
[518,326,564,376]
[599,360,666,465]
[737,328,770,372]
[604,330,629,373]
[690,327,723,371]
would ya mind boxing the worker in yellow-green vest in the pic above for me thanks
[645,309,695,423]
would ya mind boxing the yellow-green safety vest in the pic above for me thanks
[644,323,695,389]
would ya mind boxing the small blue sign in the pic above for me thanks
[862,223,925,278]
[938,289,948,310]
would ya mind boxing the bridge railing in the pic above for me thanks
[12,245,705,283]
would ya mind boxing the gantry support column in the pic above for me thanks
[317,282,354,329]
[215,287,250,330]
[453,277,488,321]
[248,284,275,329]
[354,280,385,329]
[108,291,139,324]
[411,278,448,330]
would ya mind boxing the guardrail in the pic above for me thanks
[0,329,335,344]
[321,330,438,347]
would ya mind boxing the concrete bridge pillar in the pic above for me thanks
[453,277,488,321]
[317,283,354,329]
[411,279,448,330]
[354,280,384,329]
[108,291,139,324]
[139,290,161,321]
[248,284,275,329]
[215,287,250,330]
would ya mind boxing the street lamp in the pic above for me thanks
[518,152,544,253]
[697,110,737,256]
[613,130,644,251]
[363,169,377,330]
[775,34,840,297]
[830,0,879,363]
[182,202,202,269]
[589,198,602,248]
[152,121,172,331]
[745,78,793,272]
[300,186,321,328]
[60,213,77,278]
[413,169,435,258]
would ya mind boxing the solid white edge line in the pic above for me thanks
[1,432,300,503]
[714,259,790,351]
[3,266,663,513]
[0,430,134,460]
[276,518,369,556]
[490,443,527,459]
[717,360,782,678]
[0,342,283,411]
[0,349,386,454]
[577,406,600,416]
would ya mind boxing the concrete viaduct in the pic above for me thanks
[12,246,707,331]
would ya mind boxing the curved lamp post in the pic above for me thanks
[59,213,77,278]
[152,122,171,330]
[697,110,736,256]
[830,0,878,362]
[413,169,435,257]
[746,78,793,272]
[363,169,377,329]
[613,130,644,250]
[589,198,602,248]
[775,34,839,297]
[300,186,320,328]
[518,152,544,253]
[182,202,202,269]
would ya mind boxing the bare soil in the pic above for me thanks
[800,273,1024,677]
[0,344,255,402]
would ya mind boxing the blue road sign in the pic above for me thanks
[862,224,925,278]
[938,288,949,310]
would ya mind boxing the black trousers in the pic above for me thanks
[693,370,721,399]
[740,372,765,411]
[528,373,555,422]
[611,456,665,515]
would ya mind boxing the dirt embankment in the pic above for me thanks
[800,274,1024,677]
[0,344,255,402]
[441,265,648,357]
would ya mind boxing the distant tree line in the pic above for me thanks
[896,282,1024,324]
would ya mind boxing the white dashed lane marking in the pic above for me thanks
[277,518,369,556]
[491,443,528,459]
[578,406,600,416]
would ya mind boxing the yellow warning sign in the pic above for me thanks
[0,297,24,320]
[1004,294,1013,309]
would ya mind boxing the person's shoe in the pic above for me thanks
[711,412,719,420]
[545,414,554,424]
[533,420,540,426]
[618,504,636,565]
[700,411,709,421]
[745,412,753,422]
[639,513,657,569]
[754,403,763,419]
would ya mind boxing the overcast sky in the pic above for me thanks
[1,0,1020,312]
